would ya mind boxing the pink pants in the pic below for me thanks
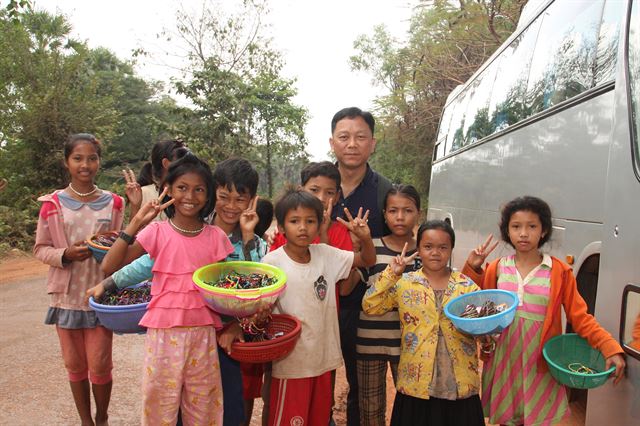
[56,325,113,384]
[269,371,332,426]
[142,326,223,426]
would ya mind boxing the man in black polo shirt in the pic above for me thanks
[330,107,391,426]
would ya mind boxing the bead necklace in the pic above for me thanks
[68,183,98,197]
[169,218,204,234]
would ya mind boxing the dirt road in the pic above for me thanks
[1,256,145,425]
[1,255,587,426]
[0,256,384,425]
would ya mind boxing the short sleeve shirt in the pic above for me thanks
[263,244,354,378]
[136,221,234,329]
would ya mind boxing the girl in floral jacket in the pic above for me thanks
[363,220,483,426]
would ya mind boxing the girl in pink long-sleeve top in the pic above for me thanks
[34,133,124,426]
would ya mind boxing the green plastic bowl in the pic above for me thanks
[192,261,287,317]
[542,333,615,389]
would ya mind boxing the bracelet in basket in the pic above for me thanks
[238,317,266,335]
[568,362,597,374]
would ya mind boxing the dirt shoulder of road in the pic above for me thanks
[0,250,48,284]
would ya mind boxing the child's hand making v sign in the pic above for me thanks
[239,196,260,244]
[466,234,499,273]
[337,207,376,268]
[318,197,334,244]
[123,168,142,215]
[389,242,419,275]
[100,187,174,276]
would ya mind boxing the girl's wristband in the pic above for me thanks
[118,231,136,245]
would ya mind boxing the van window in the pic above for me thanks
[446,91,469,154]
[463,63,498,144]
[525,0,604,114]
[487,20,540,133]
[436,102,454,143]
[594,0,622,85]
[629,0,639,166]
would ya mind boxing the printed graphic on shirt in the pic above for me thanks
[402,361,424,383]
[313,275,328,301]
[403,312,419,326]
[290,416,304,426]
[404,332,419,354]
[401,289,429,307]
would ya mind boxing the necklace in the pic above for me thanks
[68,183,98,197]
[169,218,204,234]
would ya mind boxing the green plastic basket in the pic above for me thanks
[192,261,287,317]
[542,333,615,389]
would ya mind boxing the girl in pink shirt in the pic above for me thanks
[90,153,235,425]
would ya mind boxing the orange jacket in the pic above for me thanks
[462,256,623,371]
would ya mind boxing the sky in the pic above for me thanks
[33,0,416,160]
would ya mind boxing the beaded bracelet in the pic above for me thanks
[568,362,597,374]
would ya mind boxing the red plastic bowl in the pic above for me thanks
[225,314,301,364]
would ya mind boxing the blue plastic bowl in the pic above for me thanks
[86,231,118,263]
[444,289,519,336]
[89,282,150,334]
[87,245,108,263]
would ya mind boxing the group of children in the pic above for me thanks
[35,133,626,426]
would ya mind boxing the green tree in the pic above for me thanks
[169,0,308,197]
[248,70,307,197]
[351,0,526,201]
[0,6,176,251]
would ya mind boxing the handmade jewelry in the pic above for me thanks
[168,218,204,234]
[460,300,507,318]
[206,270,275,290]
[68,183,98,197]
[92,233,118,247]
[100,282,152,306]
[237,314,285,341]
[568,362,598,374]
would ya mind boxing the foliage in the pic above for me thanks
[169,0,308,197]
[0,7,174,251]
[351,0,527,202]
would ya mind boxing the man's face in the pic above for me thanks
[329,116,376,169]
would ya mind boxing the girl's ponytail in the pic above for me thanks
[150,139,187,184]
[137,162,154,186]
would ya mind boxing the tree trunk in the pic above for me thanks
[266,123,273,198]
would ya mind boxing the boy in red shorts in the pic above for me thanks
[264,189,375,425]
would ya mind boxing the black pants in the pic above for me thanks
[339,308,361,426]
[390,393,484,426]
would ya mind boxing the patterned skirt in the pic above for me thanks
[482,314,569,426]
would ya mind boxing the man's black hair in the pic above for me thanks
[330,107,375,134]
